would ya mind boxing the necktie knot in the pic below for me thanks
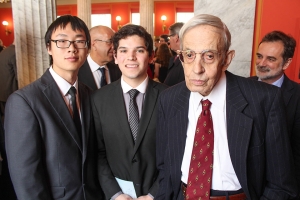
[128,89,139,100]
[68,86,77,97]
[201,99,211,111]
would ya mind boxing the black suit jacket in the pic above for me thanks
[91,79,167,199]
[78,60,122,91]
[0,44,17,103]
[156,71,298,200]
[250,75,300,195]
[163,56,185,86]
[4,69,103,200]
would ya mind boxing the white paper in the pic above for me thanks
[115,177,137,198]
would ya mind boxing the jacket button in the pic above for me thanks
[132,159,137,163]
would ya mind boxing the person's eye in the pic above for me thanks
[137,49,145,53]
[119,49,127,53]
[185,51,194,59]
[57,40,67,44]
[76,40,85,44]
[204,52,215,60]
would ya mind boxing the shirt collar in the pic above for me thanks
[87,54,107,72]
[190,71,226,111]
[49,66,78,96]
[121,76,149,94]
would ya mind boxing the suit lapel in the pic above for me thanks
[78,82,90,161]
[111,80,135,147]
[133,80,158,152]
[41,70,83,152]
[281,75,293,107]
[225,71,252,198]
[79,61,98,90]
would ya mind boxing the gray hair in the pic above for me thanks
[169,22,184,35]
[179,14,231,53]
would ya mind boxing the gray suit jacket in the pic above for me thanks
[156,71,298,200]
[91,79,167,199]
[4,69,103,200]
[78,60,121,91]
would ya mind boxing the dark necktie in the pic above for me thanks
[98,67,107,87]
[68,86,82,144]
[128,89,139,142]
[186,99,214,200]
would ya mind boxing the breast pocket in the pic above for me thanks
[51,187,65,199]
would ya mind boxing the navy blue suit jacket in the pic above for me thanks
[156,71,298,200]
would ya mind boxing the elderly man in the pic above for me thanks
[79,25,121,90]
[155,14,297,200]
[252,30,300,196]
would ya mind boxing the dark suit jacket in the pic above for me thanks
[163,56,185,86]
[4,69,103,200]
[156,71,298,200]
[78,60,122,91]
[0,44,17,103]
[250,75,300,195]
[91,79,167,199]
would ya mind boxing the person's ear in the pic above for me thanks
[282,58,292,71]
[221,50,235,71]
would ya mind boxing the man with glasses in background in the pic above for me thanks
[4,15,103,200]
[164,22,185,86]
[156,14,297,199]
[79,25,121,91]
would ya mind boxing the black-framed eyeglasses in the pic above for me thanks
[167,33,176,40]
[94,39,113,45]
[50,40,87,49]
[177,49,220,64]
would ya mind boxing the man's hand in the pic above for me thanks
[135,195,153,200]
[115,194,134,200]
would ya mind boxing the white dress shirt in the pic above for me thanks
[87,55,111,89]
[121,76,148,119]
[49,67,81,119]
[181,72,241,190]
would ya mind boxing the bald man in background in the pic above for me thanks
[79,25,121,90]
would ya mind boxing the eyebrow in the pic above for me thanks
[54,33,85,38]
[118,46,147,50]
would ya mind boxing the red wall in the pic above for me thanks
[0,1,193,47]
[252,0,300,82]
[0,8,14,47]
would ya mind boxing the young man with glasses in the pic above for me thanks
[156,14,298,200]
[79,25,121,91]
[4,15,103,200]
[164,22,185,86]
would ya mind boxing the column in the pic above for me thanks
[194,0,256,77]
[77,0,91,29]
[140,0,154,36]
[11,0,56,88]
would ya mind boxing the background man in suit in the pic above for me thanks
[78,25,121,91]
[4,15,103,200]
[163,22,185,86]
[155,14,298,200]
[0,41,17,123]
[0,40,17,199]
[253,30,300,195]
[92,24,167,200]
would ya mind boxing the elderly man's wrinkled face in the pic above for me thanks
[181,25,233,96]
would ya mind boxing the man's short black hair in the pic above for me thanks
[44,15,91,65]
